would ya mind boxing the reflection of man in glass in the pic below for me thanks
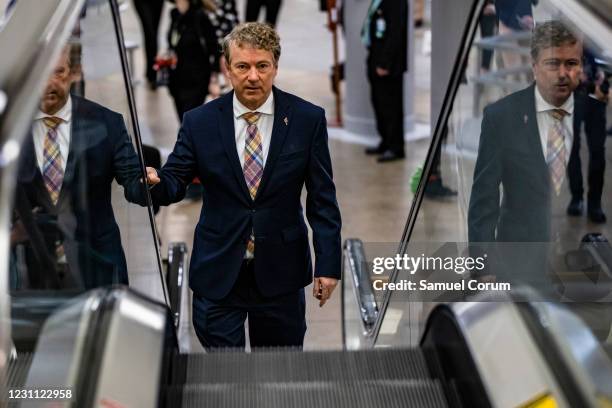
[13,43,143,289]
[469,21,582,244]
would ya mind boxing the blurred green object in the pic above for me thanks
[410,166,423,194]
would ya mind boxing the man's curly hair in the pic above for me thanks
[222,22,281,66]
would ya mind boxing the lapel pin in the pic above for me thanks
[524,114,528,124]
[283,117,288,126]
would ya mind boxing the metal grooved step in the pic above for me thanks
[167,348,448,408]
[182,348,432,384]
[5,353,33,389]
[175,380,448,408]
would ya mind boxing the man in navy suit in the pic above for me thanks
[146,22,342,349]
[467,21,584,295]
[469,21,582,245]
[13,44,144,289]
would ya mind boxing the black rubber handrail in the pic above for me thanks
[108,0,170,309]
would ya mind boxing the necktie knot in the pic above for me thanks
[548,109,567,121]
[242,112,261,125]
[42,116,62,130]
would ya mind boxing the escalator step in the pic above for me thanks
[5,353,33,389]
[5,353,33,408]
[180,348,432,384]
[173,379,448,408]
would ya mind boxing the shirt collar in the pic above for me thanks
[233,91,274,119]
[534,85,574,116]
[34,95,73,124]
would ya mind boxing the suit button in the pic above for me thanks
[251,209,256,213]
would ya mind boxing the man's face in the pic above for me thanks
[532,41,583,107]
[40,50,75,115]
[226,43,277,110]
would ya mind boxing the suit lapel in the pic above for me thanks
[522,84,548,174]
[20,132,53,209]
[58,96,83,206]
[218,92,252,202]
[255,87,292,202]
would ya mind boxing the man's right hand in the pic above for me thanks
[145,167,160,186]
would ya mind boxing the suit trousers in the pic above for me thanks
[568,95,607,208]
[368,71,405,155]
[192,260,307,349]
[245,0,282,26]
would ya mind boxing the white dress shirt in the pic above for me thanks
[534,86,573,164]
[32,96,73,173]
[233,92,274,168]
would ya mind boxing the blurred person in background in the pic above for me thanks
[167,0,221,201]
[133,0,164,89]
[479,0,496,75]
[362,0,409,163]
[495,0,537,71]
[245,0,282,27]
[567,49,609,223]
[168,0,220,121]
[206,0,240,94]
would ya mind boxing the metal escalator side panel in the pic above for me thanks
[518,302,612,407]
[446,302,570,408]
[87,288,169,408]
[19,289,106,407]
[420,305,490,408]
[17,287,172,407]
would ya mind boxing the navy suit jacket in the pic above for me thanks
[468,84,578,243]
[17,96,143,288]
[151,87,342,300]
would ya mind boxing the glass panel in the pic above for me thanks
[7,0,161,353]
[376,1,612,351]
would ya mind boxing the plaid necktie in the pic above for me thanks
[242,111,263,256]
[546,108,568,195]
[42,116,64,205]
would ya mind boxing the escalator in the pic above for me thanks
[2,0,612,407]
[167,349,449,407]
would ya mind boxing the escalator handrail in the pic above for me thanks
[108,0,170,309]
[343,239,378,334]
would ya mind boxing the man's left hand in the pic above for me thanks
[313,277,338,307]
